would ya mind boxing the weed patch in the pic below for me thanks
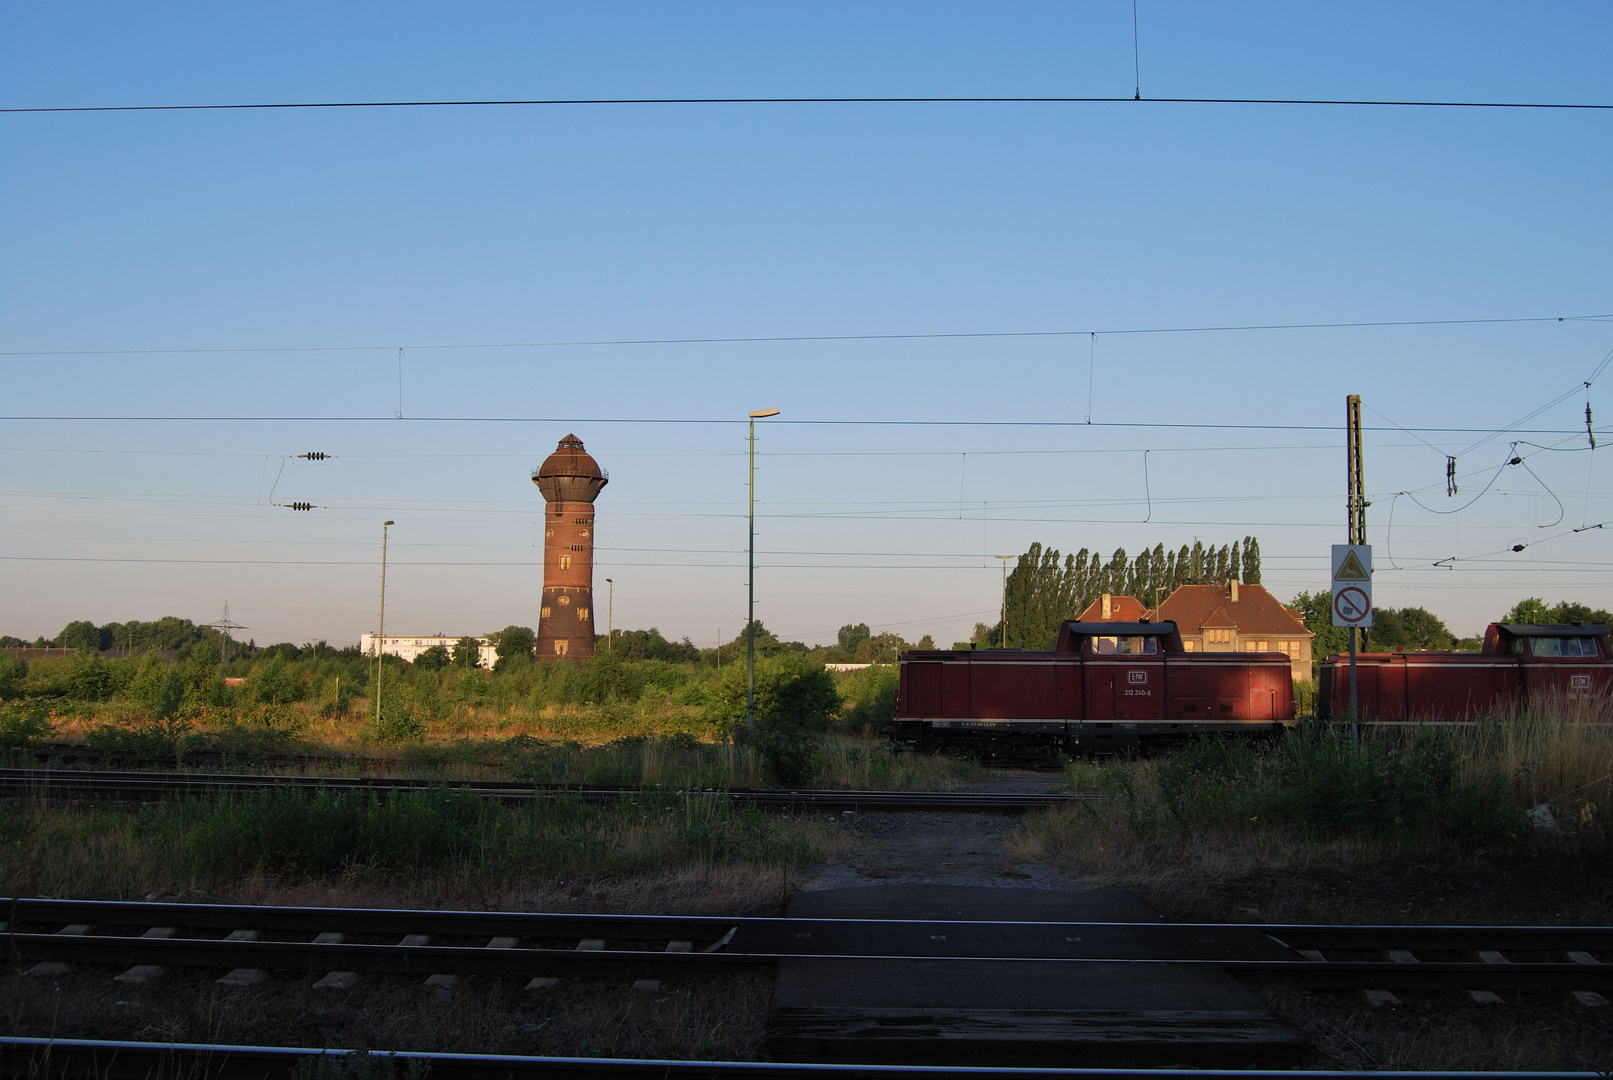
[0,787,833,895]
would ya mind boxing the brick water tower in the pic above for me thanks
[532,434,608,660]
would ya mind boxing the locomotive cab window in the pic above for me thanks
[1532,636,1599,657]
[1090,636,1159,655]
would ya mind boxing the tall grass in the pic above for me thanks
[508,734,977,791]
[0,786,831,897]
[1461,688,1613,815]
[1018,702,1613,880]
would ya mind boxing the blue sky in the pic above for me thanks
[3,2,1611,647]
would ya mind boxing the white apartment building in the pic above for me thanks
[359,633,499,669]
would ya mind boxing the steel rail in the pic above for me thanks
[12,897,1613,951]
[0,767,1095,812]
[11,931,1607,989]
[9,932,1609,989]
[5,1037,1602,1080]
[5,899,1610,990]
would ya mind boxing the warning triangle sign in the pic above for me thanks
[1335,550,1370,581]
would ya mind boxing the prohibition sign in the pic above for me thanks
[1334,586,1370,625]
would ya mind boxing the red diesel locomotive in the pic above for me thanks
[887,620,1294,763]
[1318,622,1612,721]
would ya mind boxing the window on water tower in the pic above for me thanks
[559,555,572,570]
[541,607,551,619]
[555,640,569,657]
[578,608,589,621]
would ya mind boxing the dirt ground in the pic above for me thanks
[5,788,1613,1069]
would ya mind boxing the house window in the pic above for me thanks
[1183,640,1196,652]
[1206,628,1232,644]
[1250,640,1269,652]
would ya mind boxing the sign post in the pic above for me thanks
[1331,544,1372,750]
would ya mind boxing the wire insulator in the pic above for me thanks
[1589,402,1597,450]
[298,452,329,460]
[1445,456,1458,496]
[1512,543,1526,552]
[288,502,313,511]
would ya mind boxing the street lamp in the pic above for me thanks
[376,520,395,726]
[995,554,1013,648]
[604,578,613,652]
[747,407,781,732]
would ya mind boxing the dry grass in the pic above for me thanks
[34,704,979,793]
[1259,984,1613,1072]
[3,964,777,1061]
[1016,698,1613,911]
[0,790,855,905]
[1460,688,1613,815]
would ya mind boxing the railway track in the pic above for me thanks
[5,897,1611,994]
[5,1037,1599,1080]
[0,767,1095,812]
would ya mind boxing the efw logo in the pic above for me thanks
[1127,671,1148,684]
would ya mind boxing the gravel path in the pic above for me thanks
[799,809,1084,891]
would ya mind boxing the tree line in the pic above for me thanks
[991,537,1263,649]
[1288,594,1613,669]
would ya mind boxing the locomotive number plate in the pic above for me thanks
[1123,688,1152,697]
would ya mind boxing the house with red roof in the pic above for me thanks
[1075,584,1314,683]
[1074,593,1152,623]
[1156,582,1313,683]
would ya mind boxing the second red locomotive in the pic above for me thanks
[1318,622,1611,721]
[887,620,1294,763]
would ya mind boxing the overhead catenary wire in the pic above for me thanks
[0,414,1604,435]
[3,312,1607,357]
[7,94,1613,114]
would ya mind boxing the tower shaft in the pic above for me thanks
[537,499,595,659]
[532,434,607,662]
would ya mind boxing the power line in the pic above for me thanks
[8,555,1613,573]
[3,312,1606,357]
[0,414,1601,434]
[6,94,1613,115]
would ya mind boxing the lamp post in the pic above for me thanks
[995,554,1013,647]
[604,578,613,652]
[747,407,781,731]
[375,520,395,726]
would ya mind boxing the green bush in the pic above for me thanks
[62,652,112,701]
[1148,730,1525,847]
[250,657,301,705]
[126,653,186,720]
[707,655,840,784]
[0,655,26,701]
[839,665,898,733]
[371,698,426,742]
[0,701,51,747]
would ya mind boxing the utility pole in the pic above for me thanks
[747,407,780,732]
[1346,396,1365,751]
[376,520,395,728]
[995,554,1013,647]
